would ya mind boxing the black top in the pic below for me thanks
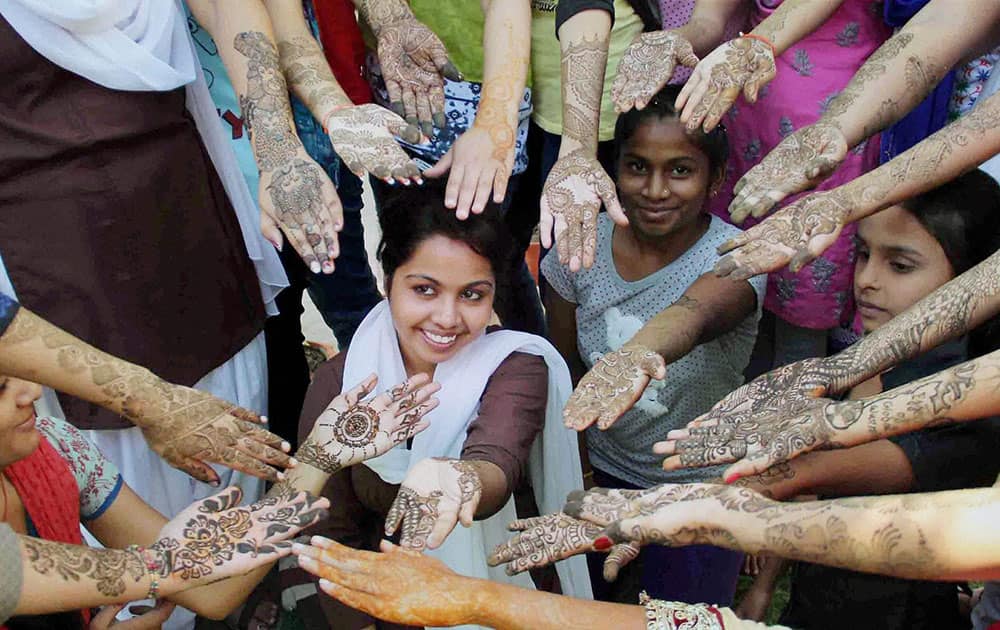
[781,338,1000,630]
[554,0,662,35]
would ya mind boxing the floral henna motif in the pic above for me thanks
[385,486,443,550]
[448,459,483,506]
[324,104,422,182]
[234,32,300,171]
[729,122,849,223]
[541,151,620,270]
[612,31,699,112]
[563,343,665,431]
[23,538,146,597]
[386,457,483,550]
[683,37,775,133]
[715,190,853,280]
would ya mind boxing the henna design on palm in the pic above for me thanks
[563,343,666,431]
[612,31,699,113]
[324,104,423,183]
[385,457,483,550]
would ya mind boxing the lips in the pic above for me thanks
[15,411,36,432]
[855,299,887,318]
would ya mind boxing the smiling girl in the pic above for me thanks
[292,182,589,629]
[542,85,766,605]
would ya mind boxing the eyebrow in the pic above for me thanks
[622,150,698,163]
[882,245,925,259]
[405,274,495,288]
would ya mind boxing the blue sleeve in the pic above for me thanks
[0,292,20,336]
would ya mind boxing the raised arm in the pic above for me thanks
[188,0,342,274]
[563,272,757,431]
[262,0,423,185]
[423,0,531,218]
[540,8,626,272]
[0,305,291,484]
[727,0,1000,220]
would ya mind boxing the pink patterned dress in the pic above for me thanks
[708,0,890,330]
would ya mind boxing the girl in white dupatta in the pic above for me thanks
[296,182,590,630]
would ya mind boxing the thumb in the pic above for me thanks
[600,186,629,226]
[423,148,454,178]
[723,453,771,485]
[602,542,640,582]
[260,211,283,251]
[91,604,126,629]
[679,49,700,68]
[788,247,817,274]
[805,154,842,180]
[717,232,748,255]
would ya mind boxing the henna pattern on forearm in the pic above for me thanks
[278,37,352,117]
[561,34,608,152]
[22,538,146,597]
[234,32,300,171]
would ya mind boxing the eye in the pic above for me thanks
[460,288,485,301]
[856,246,869,261]
[890,260,916,274]
[626,160,647,174]
[671,165,693,177]
[412,284,436,297]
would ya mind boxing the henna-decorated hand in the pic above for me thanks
[487,511,639,581]
[132,382,293,485]
[424,123,515,219]
[563,343,666,431]
[714,190,853,280]
[153,486,329,592]
[325,104,425,185]
[540,151,627,271]
[298,373,440,475]
[296,537,479,628]
[374,15,463,135]
[676,36,776,133]
[385,457,483,551]
[728,122,849,223]
[612,30,699,113]
[259,149,344,274]
[657,394,861,481]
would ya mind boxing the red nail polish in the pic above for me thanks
[725,472,742,484]
[593,536,613,551]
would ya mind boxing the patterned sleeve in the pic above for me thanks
[539,252,579,304]
[0,292,19,337]
[0,523,21,624]
[35,417,123,521]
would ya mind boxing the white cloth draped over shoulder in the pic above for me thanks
[0,0,287,314]
[344,301,593,627]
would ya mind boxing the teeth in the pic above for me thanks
[425,331,457,344]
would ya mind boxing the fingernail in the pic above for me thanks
[288,457,299,467]
[291,542,307,553]
[311,535,334,547]
[323,261,335,273]
[593,536,613,551]
[725,472,742,484]
[319,578,334,590]
[282,441,291,452]
[310,261,321,274]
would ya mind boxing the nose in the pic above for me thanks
[431,296,460,329]
[643,170,671,201]
[12,379,42,407]
[854,256,879,294]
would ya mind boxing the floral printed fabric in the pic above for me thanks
[950,48,1000,121]
[36,416,123,521]
[708,0,890,329]
[0,292,17,337]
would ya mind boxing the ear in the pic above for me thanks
[708,164,727,197]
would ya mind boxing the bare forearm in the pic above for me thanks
[823,0,1000,145]
[475,581,645,630]
[822,248,1000,393]
[557,10,611,155]
[473,0,530,159]
[674,0,743,56]
[751,0,844,54]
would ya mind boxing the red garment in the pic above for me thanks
[989,622,1000,630]
[4,435,90,627]
[313,0,372,105]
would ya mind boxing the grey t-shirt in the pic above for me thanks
[542,214,766,487]
[0,523,21,624]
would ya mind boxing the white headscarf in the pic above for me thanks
[343,301,593,630]
[0,0,287,313]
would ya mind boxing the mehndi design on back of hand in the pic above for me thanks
[612,31,699,113]
[563,343,666,431]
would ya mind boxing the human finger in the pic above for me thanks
[603,542,640,582]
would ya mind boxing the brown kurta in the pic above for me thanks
[294,341,549,630]
[0,18,265,429]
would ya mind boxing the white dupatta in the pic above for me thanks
[0,0,286,314]
[344,301,593,628]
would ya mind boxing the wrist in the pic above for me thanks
[557,136,593,158]
[119,370,168,427]
[740,31,776,58]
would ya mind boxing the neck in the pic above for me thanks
[397,338,437,379]
[622,213,711,262]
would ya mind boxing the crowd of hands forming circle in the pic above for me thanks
[6,1,1000,629]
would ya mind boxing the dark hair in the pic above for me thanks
[376,178,512,287]
[613,84,729,178]
[901,169,1000,356]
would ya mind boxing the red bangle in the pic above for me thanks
[321,104,354,134]
[739,32,776,57]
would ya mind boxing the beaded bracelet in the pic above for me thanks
[738,32,777,58]
[126,544,166,600]
[639,592,724,630]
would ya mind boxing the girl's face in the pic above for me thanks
[616,117,719,241]
[0,377,42,469]
[388,235,496,376]
[855,205,954,333]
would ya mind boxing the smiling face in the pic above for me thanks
[616,117,720,241]
[0,377,43,469]
[388,234,496,376]
[855,205,954,333]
